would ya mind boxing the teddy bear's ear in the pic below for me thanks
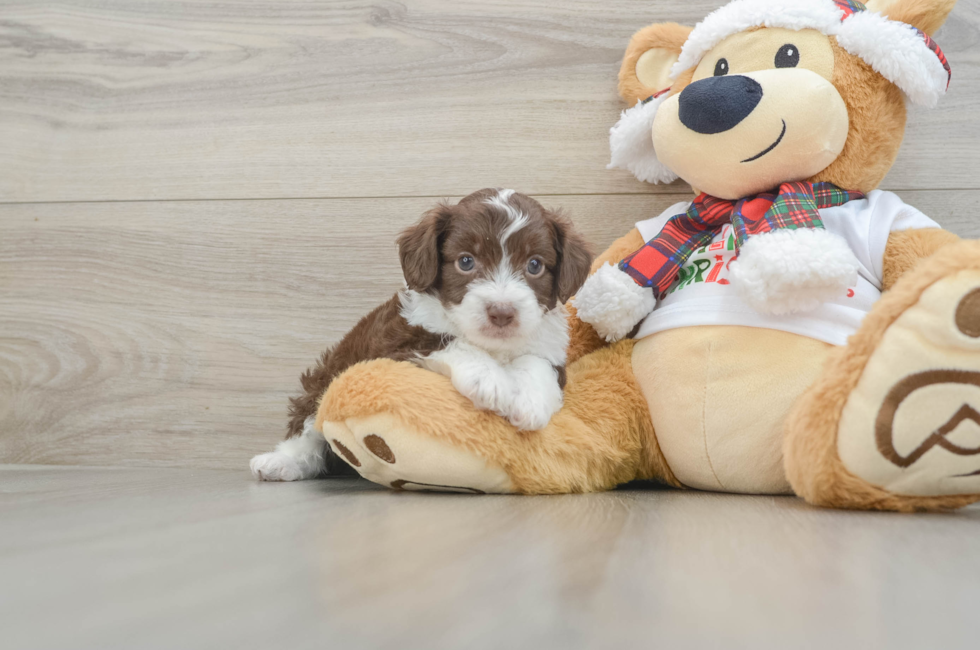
[618,23,693,105]
[865,0,957,36]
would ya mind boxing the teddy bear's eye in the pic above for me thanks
[713,58,729,76]
[775,44,800,68]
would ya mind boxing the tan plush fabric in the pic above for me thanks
[633,326,832,494]
[837,269,980,496]
[324,416,516,493]
[784,240,980,512]
[882,228,961,291]
[618,23,692,105]
[869,0,958,35]
[566,303,607,365]
[319,341,680,494]
[635,49,677,94]
[690,28,835,82]
[590,227,645,273]
[654,65,850,199]
[810,42,907,194]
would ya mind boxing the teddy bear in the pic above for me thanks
[315,0,980,511]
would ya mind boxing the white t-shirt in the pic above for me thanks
[633,190,940,346]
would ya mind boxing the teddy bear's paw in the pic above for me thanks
[730,228,858,315]
[573,262,656,342]
[321,416,515,493]
[837,270,980,497]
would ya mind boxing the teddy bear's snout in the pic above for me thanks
[678,75,763,135]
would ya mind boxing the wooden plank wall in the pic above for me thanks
[2,1,979,469]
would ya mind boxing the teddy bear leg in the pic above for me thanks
[316,341,679,494]
[785,241,980,511]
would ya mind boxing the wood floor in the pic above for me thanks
[2,2,980,646]
[3,465,980,650]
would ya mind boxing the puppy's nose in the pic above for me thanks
[487,303,517,327]
[678,75,763,135]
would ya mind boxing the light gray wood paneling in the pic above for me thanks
[0,0,976,203]
[0,193,684,468]
[2,0,980,470]
[1,190,977,470]
[2,465,979,650]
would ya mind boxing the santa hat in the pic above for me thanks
[674,0,950,106]
[608,0,952,184]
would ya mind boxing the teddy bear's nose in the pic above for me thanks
[678,75,763,135]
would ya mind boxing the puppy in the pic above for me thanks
[250,188,593,481]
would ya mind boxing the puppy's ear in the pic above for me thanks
[549,211,594,304]
[398,205,452,292]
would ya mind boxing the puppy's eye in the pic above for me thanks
[775,44,799,68]
[456,255,475,272]
[713,58,729,76]
[526,258,544,276]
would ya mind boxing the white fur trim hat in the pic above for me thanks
[606,90,679,184]
[672,0,951,107]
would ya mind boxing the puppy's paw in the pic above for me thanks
[503,357,563,430]
[453,367,512,414]
[505,394,559,431]
[250,452,304,481]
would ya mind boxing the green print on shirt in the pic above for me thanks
[670,259,712,293]
[665,229,736,295]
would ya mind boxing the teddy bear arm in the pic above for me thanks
[590,227,645,273]
[317,342,674,493]
[881,228,961,292]
[565,227,648,363]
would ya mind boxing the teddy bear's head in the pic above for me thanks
[609,0,955,199]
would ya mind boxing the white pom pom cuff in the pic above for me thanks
[729,228,860,315]
[573,263,657,342]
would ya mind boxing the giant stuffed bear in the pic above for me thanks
[317,0,980,511]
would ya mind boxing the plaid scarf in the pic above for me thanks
[619,182,865,296]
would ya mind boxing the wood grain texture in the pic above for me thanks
[0,193,684,468]
[2,0,980,470]
[0,0,977,202]
[2,465,979,650]
[2,191,979,470]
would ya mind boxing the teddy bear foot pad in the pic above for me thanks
[838,269,980,497]
[323,415,515,494]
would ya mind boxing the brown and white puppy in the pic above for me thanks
[250,188,593,481]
